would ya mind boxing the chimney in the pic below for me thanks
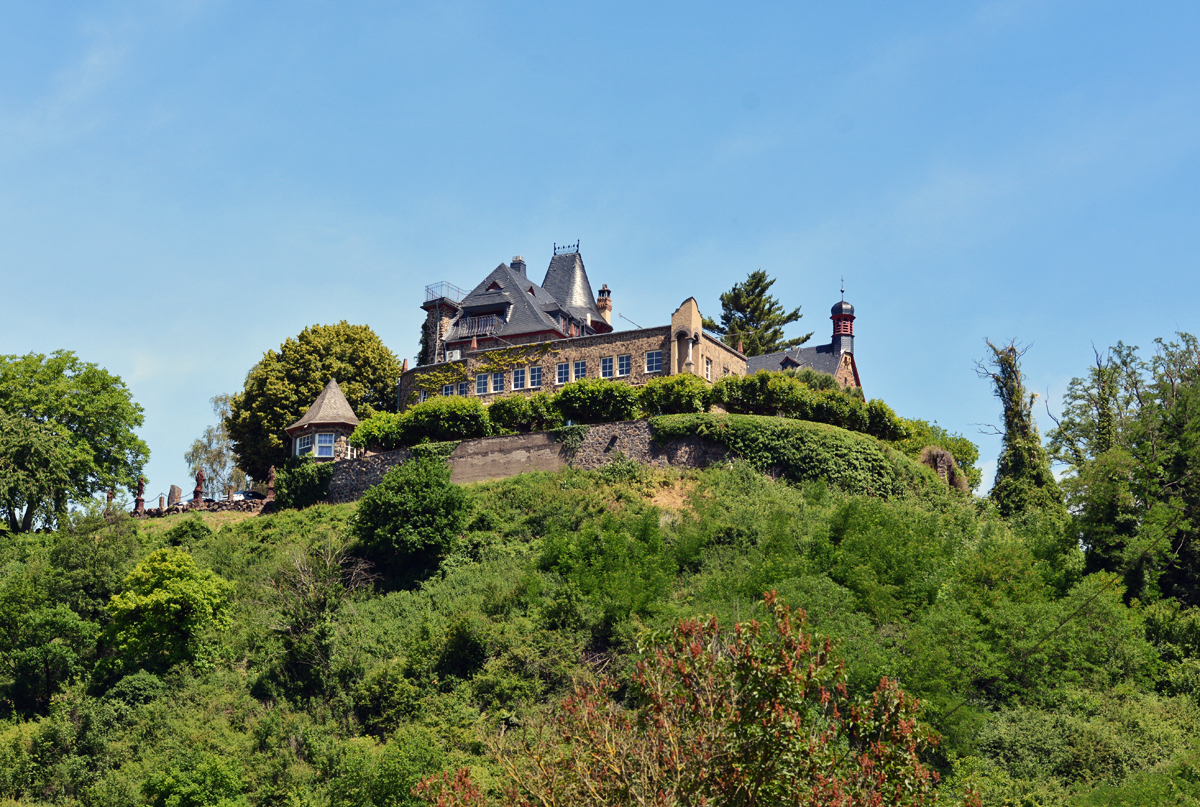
[511,255,526,275]
[596,284,612,324]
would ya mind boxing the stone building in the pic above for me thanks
[286,378,360,461]
[399,246,749,407]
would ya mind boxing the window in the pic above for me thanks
[618,354,631,377]
[530,366,542,388]
[442,384,454,396]
[419,390,428,403]
[316,433,335,458]
[601,357,613,379]
[493,372,505,393]
[574,360,586,380]
[705,358,712,381]
[646,350,663,373]
[476,374,488,395]
[512,368,525,389]
[458,381,469,396]
[557,362,569,385]
[296,434,313,456]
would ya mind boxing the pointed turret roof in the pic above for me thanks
[542,251,612,333]
[285,379,360,435]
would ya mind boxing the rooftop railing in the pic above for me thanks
[425,281,468,303]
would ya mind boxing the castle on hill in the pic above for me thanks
[290,244,861,461]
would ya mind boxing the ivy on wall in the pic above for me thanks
[404,344,562,404]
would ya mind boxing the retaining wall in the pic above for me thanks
[326,419,729,503]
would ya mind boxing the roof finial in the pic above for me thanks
[840,276,845,301]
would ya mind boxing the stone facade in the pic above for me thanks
[398,299,748,410]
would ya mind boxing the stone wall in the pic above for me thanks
[326,446,413,503]
[325,419,730,503]
[572,420,729,471]
[131,498,266,519]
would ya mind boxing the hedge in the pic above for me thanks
[709,371,906,441]
[554,378,641,424]
[351,397,491,450]
[649,413,937,497]
[489,391,564,433]
[639,374,711,416]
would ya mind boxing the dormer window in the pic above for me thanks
[487,281,503,291]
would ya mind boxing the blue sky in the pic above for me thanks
[3,1,1199,497]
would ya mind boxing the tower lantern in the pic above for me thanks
[831,292,855,357]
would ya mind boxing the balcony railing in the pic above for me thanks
[459,314,502,337]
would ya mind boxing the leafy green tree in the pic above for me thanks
[0,411,73,533]
[185,394,249,496]
[353,457,467,580]
[0,351,149,532]
[1048,335,1200,601]
[702,270,811,356]
[976,340,1064,518]
[4,605,98,714]
[226,322,402,481]
[102,548,235,676]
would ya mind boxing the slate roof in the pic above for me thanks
[286,379,360,435]
[446,263,565,342]
[746,343,841,376]
[541,251,612,333]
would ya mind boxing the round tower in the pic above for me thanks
[831,298,855,356]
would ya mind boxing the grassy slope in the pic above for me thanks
[1,418,1199,805]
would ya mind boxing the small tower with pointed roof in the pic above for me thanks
[285,379,361,462]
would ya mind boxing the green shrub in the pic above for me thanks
[639,374,711,415]
[709,371,906,440]
[275,455,335,509]
[352,457,468,573]
[401,395,492,443]
[349,410,405,450]
[488,392,564,433]
[555,378,641,424]
[164,515,214,547]
[650,413,934,497]
[102,548,235,676]
[781,367,840,391]
[351,397,492,450]
[893,418,982,490]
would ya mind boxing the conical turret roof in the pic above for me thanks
[542,250,610,332]
[285,379,360,435]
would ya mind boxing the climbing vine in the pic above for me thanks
[477,343,561,374]
[409,363,470,396]
[406,344,560,402]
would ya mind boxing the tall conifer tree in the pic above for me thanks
[703,270,811,356]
